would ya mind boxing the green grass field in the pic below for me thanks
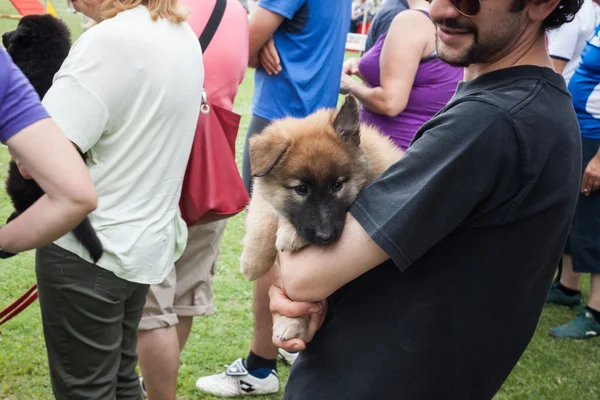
[1,8,599,400]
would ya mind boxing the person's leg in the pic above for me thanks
[547,251,583,308]
[242,114,272,196]
[117,283,150,400]
[250,266,279,364]
[35,244,132,400]
[137,265,179,400]
[550,138,600,339]
[559,254,582,291]
[177,316,194,350]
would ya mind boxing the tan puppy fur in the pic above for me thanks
[240,95,403,341]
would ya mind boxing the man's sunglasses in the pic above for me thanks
[426,0,481,17]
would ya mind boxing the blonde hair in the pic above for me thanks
[100,0,188,23]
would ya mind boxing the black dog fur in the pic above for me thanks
[3,15,103,263]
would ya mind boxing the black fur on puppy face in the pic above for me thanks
[2,14,71,99]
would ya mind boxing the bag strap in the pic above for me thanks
[199,0,226,53]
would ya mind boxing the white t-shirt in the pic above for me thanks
[42,5,204,284]
[548,0,600,85]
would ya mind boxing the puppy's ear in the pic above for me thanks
[333,95,360,147]
[249,125,291,178]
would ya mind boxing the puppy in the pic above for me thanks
[3,15,103,263]
[240,95,403,341]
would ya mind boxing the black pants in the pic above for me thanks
[241,114,272,196]
[35,244,149,400]
[564,137,600,274]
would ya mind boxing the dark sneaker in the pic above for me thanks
[545,282,583,308]
[549,309,600,340]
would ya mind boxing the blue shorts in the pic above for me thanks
[564,137,600,274]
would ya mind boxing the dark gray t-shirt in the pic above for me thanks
[364,0,408,52]
[283,66,581,400]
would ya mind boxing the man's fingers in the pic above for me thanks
[268,284,320,318]
[259,50,277,75]
[272,335,306,352]
[266,38,280,67]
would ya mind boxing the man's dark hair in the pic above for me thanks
[511,0,584,30]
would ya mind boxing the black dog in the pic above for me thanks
[3,15,103,263]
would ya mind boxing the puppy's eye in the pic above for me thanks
[331,181,343,192]
[293,185,309,196]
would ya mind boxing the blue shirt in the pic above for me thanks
[0,48,49,144]
[252,0,352,121]
[569,23,600,139]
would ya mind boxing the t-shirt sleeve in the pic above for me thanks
[0,49,49,144]
[349,101,518,271]
[258,0,306,19]
[547,14,583,61]
[41,35,109,153]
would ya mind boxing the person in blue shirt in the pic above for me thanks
[195,0,352,396]
[549,23,600,340]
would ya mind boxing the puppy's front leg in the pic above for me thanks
[273,315,310,343]
[276,219,308,252]
[240,196,279,281]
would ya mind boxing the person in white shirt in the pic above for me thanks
[34,0,204,398]
[547,0,600,84]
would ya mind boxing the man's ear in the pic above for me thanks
[333,95,360,147]
[249,125,291,177]
[526,0,563,25]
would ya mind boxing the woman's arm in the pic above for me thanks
[340,10,433,117]
[0,118,97,254]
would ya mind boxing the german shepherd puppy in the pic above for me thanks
[3,15,104,263]
[240,95,403,341]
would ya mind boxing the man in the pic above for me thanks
[135,1,249,399]
[545,0,600,311]
[548,22,600,340]
[364,0,408,52]
[195,0,351,397]
[269,0,584,398]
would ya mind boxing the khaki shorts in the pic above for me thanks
[138,219,227,331]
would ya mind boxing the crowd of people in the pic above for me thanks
[0,0,596,398]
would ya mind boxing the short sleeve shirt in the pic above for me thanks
[251,0,352,121]
[0,48,49,143]
[283,66,582,400]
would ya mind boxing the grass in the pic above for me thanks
[1,8,599,400]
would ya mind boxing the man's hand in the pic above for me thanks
[8,148,33,180]
[582,152,600,196]
[258,38,281,75]
[269,283,327,352]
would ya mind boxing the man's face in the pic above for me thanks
[429,0,529,67]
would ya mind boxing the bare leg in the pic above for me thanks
[251,267,279,360]
[137,327,180,400]
[176,316,194,351]
[559,254,582,291]
[588,274,600,311]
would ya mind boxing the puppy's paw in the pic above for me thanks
[276,221,307,252]
[240,249,271,281]
[273,316,309,342]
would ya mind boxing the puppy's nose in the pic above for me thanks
[314,230,334,243]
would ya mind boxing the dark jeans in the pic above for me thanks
[35,244,149,400]
[241,114,272,196]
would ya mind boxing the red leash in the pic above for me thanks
[0,284,38,334]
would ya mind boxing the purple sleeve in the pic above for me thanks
[0,49,49,144]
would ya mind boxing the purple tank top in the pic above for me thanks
[357,10,463,150]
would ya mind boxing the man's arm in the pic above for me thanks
[248,6,285,68]
[279,213,389,302]
[551,57,568,75]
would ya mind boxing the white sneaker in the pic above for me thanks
[277,348,299,365]
[195,358,279,397]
